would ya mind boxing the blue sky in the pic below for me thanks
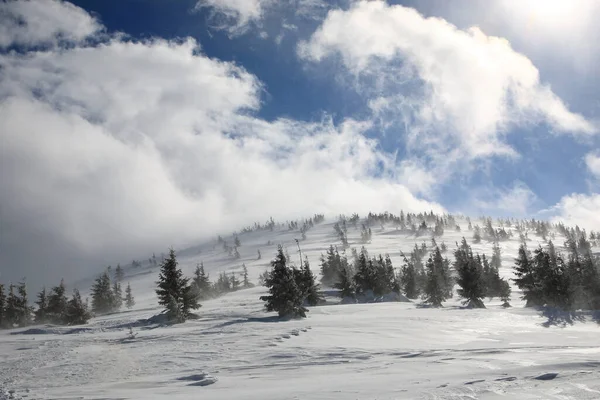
[1,0,599,285]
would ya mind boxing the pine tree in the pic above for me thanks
[64,289,91,325]
[156,248,200,322]
[320,245,342,286]
[513,244,543,307]
[400,258,418,299]
[354,250,376,296]
[124,283,135,309]
[115,264,124,282]
[298,258,323,306]
[242,264,253,288]
[473,226,482,243]
[4,284,19,327]
[234,235,241,247]
[47,280,68,324]
[34,287,49,324]
[423,248,449,307]
[192,262,211,299]
[112,281,123,311]
[260,246,307,318]
[230,273,241,291]
[0,284,5,328]
[17,282,33,326]
[499,279,511,307]
[91,272,115,315]
[454,239,486,308]
[334,259,355,299]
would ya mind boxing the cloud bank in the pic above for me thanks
[0,0,441,287]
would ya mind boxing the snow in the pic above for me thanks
[1,217,599,399]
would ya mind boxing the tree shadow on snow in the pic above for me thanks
[541,308,586,328]
[209,315,282,329]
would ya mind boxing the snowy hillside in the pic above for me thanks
[1,215,600,400]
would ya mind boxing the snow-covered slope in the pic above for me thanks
[1,217,599,399]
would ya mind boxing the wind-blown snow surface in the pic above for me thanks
[1,218,600,399]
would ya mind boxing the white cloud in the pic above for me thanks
[196,0,268,33]
[585,153,600,178]
[196,0,328,35]
[550,193,600,232]
[470,182,538,217]
[0,0,101,48]
[0,1,441,287]
[299,1,597,164]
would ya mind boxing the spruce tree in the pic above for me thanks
[47,280,68,324]
[242,264,253,288]
[124,283,135,309]
[192,262,211,299]
[334,259,355,299]
[354,250,376,296]
[115,264,124,282]
[320,245,341,286]
[34,287,49,324]
[400,258,418,299]
[499,279,511,307]
[513,244,543,307]
[16,281,32,327]
[423,248,448,307]
[156,248,200,322]
[0,283,5,328]
[230,273,241,291]
[4,284,18,327]
[112,281,123,311]
[299,258,323,306]
[91,272,115,315]
[454,239,486,308]
[260,246,307,318]
[64,289,91,325]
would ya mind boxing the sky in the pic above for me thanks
[1,0,599,287]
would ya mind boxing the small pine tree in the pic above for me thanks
[4,284,18,327]
[230,273,241,291]
[454,239,486,308]
[112,281,123,311]
[234,235,241,247]
[499,279,511,307]
[334,260,355,299]
[513,244,543,307]
[115,264,125,282]
[156,248,200,322]
[400,258,418,299]
[473,226,482,243]
[124,283,135,309]
[91,272,115,315]
[260,246,307,318]
[299,258,323,306]
[192,262,211,299]
[0,284,5,328]
[34,287,49,324]
[47,280,68,324]
[242,264,253,288]
[64,289,91,325]
[423,248,448,307]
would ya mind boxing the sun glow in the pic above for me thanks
[500,0,596,38]
[520,0,578,24]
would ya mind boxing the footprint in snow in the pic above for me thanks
[177,373,218,387]
[534,373,558,381]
